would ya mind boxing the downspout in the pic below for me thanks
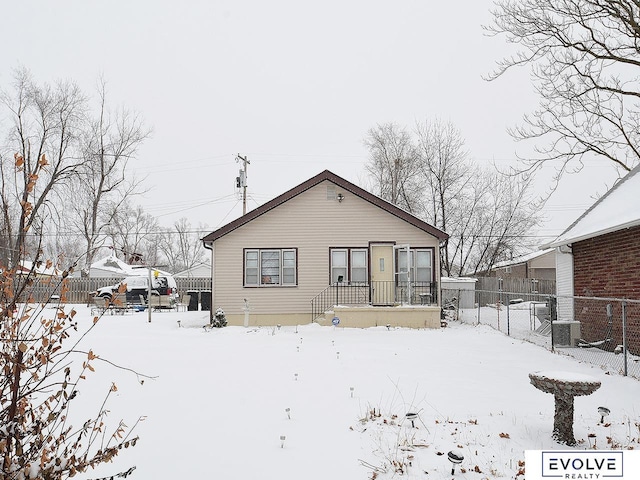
[438,239,446,307]
[203,239,214,324]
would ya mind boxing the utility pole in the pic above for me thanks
[236,154,250,215]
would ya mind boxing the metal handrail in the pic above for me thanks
[311,281,437,321]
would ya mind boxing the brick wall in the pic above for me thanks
[573,225,640,354]
[573,225,640,299]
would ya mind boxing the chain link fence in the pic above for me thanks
[442,287,640,380]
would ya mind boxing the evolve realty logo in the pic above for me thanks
[542,451,623,478]
[524,450,640,480]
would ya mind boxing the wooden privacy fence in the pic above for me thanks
[21,276,213,304]
[474,276,555,305]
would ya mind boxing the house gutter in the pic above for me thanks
[541,219,640,249]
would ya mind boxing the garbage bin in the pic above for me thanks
[187,290,199,311]
[200,290,212,311]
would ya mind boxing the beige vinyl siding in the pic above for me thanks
[212,180,440,316]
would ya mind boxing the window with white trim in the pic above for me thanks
[396,248,433,284]
[244,249,297,286]
[351,249,368,283]
[330,248,368,285]
[331,249,347,284]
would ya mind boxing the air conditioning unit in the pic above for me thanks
[552,321,581,347]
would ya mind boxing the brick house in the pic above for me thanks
[542,164,640,353]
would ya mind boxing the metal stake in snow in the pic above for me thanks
[405,412,418,428]
[598,406,610,424]
[285,407,291,419]
[280,435,286,448]
[448,450,464,475]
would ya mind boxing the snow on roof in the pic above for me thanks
[17,260,61,276]
[492,248,555,269]
[542,165,640,248]
[440,276,478,283]
[91,254,138,275]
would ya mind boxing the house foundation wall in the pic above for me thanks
[329,305,441,329]
[224,313,310,327]
[223,306,442,329]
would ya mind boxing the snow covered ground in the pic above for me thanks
[50,304,640,480]
[456,301,640,380]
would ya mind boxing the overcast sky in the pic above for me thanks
[0,0,621,243]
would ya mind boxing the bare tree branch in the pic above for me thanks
[486,0,640,183]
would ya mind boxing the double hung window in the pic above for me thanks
[396,248,433,284]
[330,248,368,285]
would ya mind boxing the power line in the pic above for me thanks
[151,194,238,218]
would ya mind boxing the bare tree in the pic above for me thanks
[446,177,492,275]
[466,171,542,275]
[415,120,472,275]
[364,120,542,276]
[0,68,86,267]
[68,79,149,276]
[157,218,208,273]
[486,0,640,185]
[1,155,145,479]
[105,202,160,266]
[363,123,422,213]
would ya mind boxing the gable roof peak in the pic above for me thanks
[202,170,448,244]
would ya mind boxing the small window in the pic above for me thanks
[351,249,368,284]
[282,250,296,285]
[331,249,347,284]
[415,250,432,283]
[245,251,259,285]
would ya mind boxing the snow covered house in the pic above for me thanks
[174,261,211,278]
[79,254,138,278]
[542,164,640,352]
[16,260,61,277]
[202,170,448,327]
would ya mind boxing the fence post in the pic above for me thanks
[622,301,628,377]
[506,294,510,336]
[498,279,503,332]
[549,295,555,353]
